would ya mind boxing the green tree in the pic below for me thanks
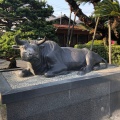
[0,0,58,56]
[0,30,20,57]
[94,0,120,38]
[0,0,57,40]
[93,0,120,64]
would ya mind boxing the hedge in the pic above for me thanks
[74,44,120,65]
[86,40,104,46]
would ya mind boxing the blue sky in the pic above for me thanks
[47,0,120,20]
[47,0,94,20]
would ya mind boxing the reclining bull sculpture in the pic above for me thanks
[12,35,107,77]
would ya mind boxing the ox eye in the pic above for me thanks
[23,45,28,49]
[33,47,36,51]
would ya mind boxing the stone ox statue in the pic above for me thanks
[12,35,107,77]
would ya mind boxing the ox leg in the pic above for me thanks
[45,65,68,77]
[45,54,67,77]
[78,65,92,75]
[78,51,96,75]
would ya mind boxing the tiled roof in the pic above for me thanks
[46,14,74,22]
[46,15,56,21]
[53,24,89,31]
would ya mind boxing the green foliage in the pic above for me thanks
[0,0,3,3]
[74,44,120,65]
[94,0,120,17]
[0,0,58,57]
[0,0,57,40]
[0,30,21,57]
[111,45,120,65]
[86,40,104,45]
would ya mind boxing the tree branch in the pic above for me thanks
[65,0,95,26]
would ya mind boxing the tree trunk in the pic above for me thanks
[65,0,95,26]
[69,9,79,46]
[111,17,120,38]
[90,17,99,50]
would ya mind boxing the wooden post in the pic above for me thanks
[64,33,65,47]
[60,12,62,25]
[66,11,72,47]
[108,20,112,64]
[69,9,79,46]
[77,34,78,44]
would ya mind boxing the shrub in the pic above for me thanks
[111,45,120,65]
[0,30,20,58]
[86,40,104,46]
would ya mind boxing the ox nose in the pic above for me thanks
[28,49,33,55]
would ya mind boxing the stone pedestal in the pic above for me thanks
[1,66,120,120]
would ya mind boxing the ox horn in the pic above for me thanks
[37,36,46,45]
[15,35,28,45]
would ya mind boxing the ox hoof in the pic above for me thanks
[18,69,31,77]
[44,72,55,77]
[77,71,86,76]
[18,71,26,77]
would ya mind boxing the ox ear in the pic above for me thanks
[12,45,20,49]
[39,45,45,49]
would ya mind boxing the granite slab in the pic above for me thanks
[0,65,119,90]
